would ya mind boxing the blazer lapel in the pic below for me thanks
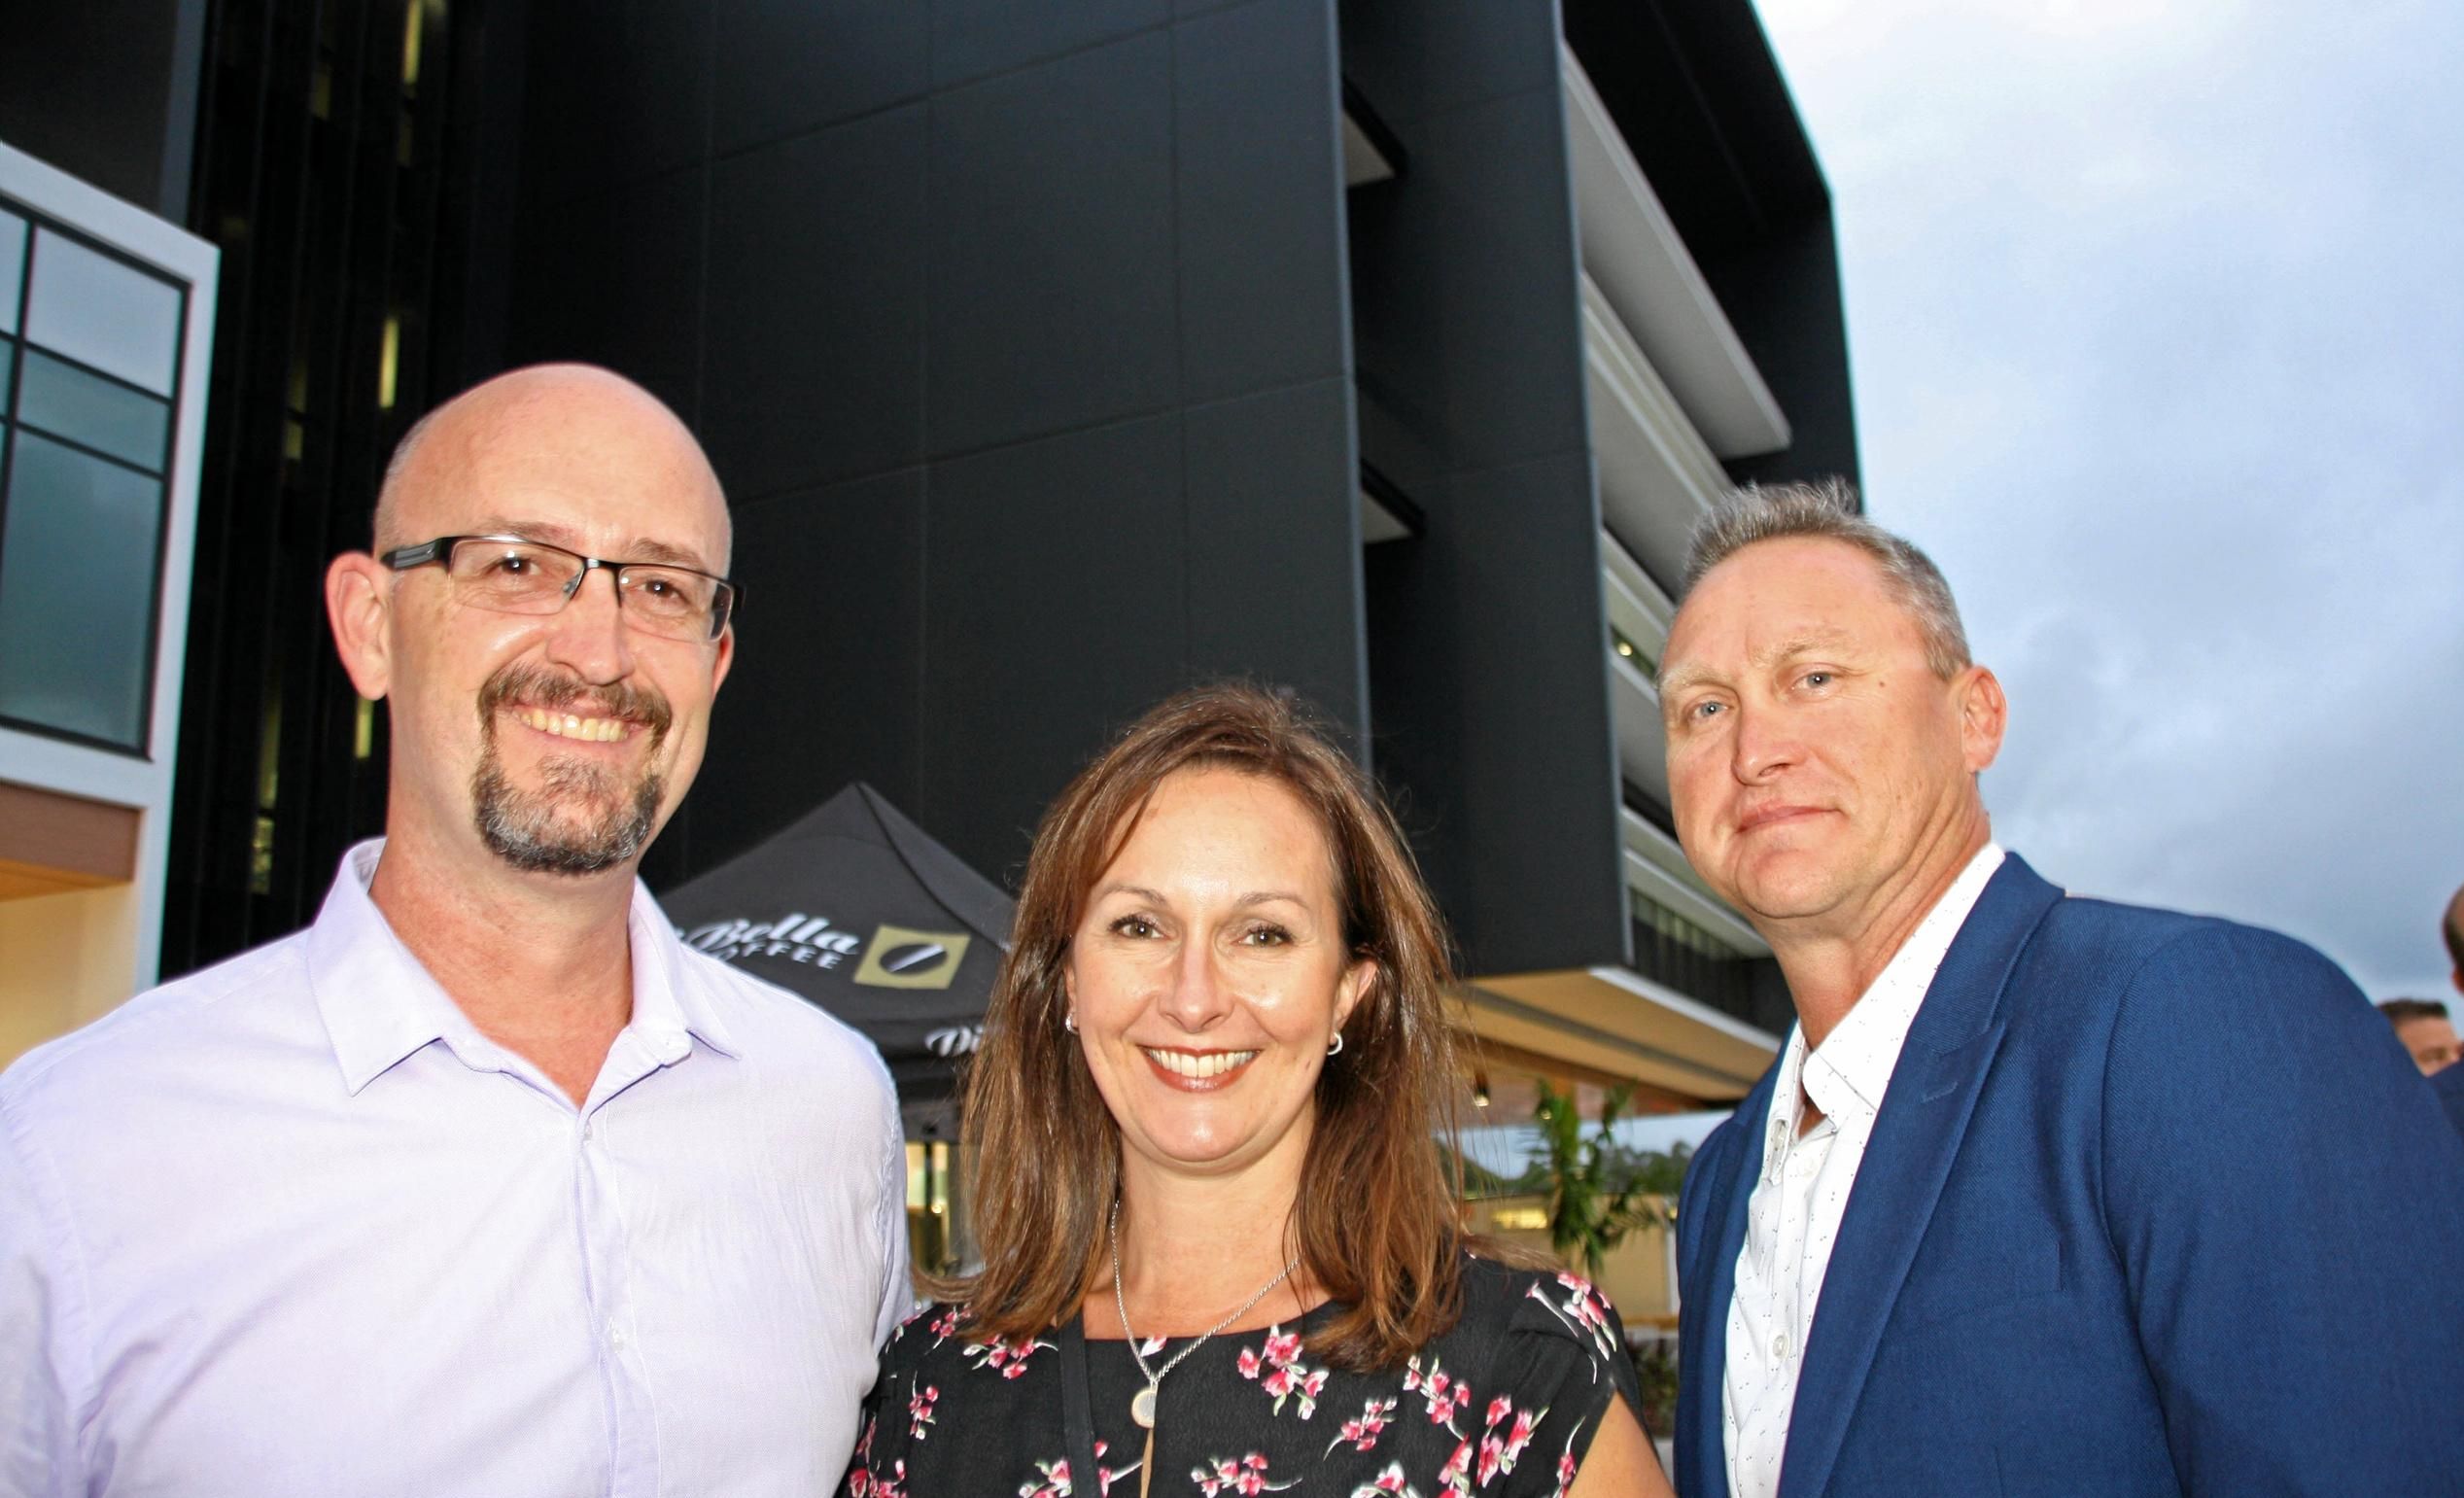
[1775,855,2063,1498]
[1680,1062,1784,1493]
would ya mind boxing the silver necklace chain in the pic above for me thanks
[1109,1197,1301,1419]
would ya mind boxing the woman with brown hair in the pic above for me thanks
[843,684,1668,1498]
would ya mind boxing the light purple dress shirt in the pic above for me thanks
[0,839,911,1497]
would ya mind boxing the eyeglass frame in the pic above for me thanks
[379,534,742,642]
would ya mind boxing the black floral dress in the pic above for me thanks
[842,1254,1644,1498]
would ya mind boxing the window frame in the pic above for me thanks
[0,140,220,992]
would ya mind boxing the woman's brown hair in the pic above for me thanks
[949,682,1469,1371]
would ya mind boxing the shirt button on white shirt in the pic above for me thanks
[1772,1332,1787,1360]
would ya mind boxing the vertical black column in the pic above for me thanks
[1343,0,1632,978]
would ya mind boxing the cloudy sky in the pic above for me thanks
[1753,0,2464,998]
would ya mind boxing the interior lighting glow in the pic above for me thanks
[377,316,399,409]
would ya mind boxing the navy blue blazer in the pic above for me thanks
[1673,854,2464,1497]
[2432,1060,2464,1144]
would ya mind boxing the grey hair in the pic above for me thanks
[1683,478,1972,679]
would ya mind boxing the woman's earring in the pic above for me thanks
[1064,1012,1079,1034]
[1326,1032,1344,1057]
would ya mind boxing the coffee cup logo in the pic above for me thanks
[852,924,970,990]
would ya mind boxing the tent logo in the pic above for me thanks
[680,911,861,968]
[853,924,972,990]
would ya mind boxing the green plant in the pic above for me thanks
[1532,1080,1664,1278]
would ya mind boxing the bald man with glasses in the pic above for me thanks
[0,366,908,1497]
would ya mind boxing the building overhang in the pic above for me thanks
[1563,46,1789,460]
[1458,966,1781,1104]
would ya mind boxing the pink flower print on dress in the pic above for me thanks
[1018,1456,1072,1498]
[1526,1277,1618,1366]
[1502,1407,1544,1471]
[1547,1429,1583,1498]
[1402,1355,1474,1431]
[908,1383,939,1441]
[1237,1324,1330,1419]
[1349,1462,1423,1498]
[1093,1438,1142,1496]
[926,1305,966,1347]
[1473,1394,1544,1481]
[1438,1437,1476,1497]
[1190,1453,1299,1496]
[964,1334,1057,1380]
[851,1459,910,1498]
[1326,1395,1399,1456]
[1476,1436,1505,1487]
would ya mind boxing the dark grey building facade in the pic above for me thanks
[2,0,1855,1106]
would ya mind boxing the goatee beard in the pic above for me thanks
[469,664,674,876]
[472,754,664,875]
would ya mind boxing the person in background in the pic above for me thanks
[842,684,1669,1498]
[2435,890,2464,1140]
[2446,881,2464,994]
[1659,480,2464,1498]
[2377,997,2461,1075]
[0,366,908,1497]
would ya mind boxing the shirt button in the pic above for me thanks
[609,1327,627,1350]
[1772,1332,1788,1360]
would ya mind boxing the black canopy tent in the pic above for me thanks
[656,783,1013,1137]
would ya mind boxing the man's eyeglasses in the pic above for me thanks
[381,536,740,642]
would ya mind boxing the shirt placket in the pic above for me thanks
[578,1032,679,1498]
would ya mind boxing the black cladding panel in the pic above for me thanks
[929,0,1167,92]
[1173,0,1349,404]
[711,0,929,156]
[926,32,1180,457]
[704,105,928,501]
[521,0,714,201]
[0,0,194,218]
[508,167,710,425]
[682,466,929,874]
[919,411,1193,884]
[1418,87,1592,473]
[1182,376,1366,744]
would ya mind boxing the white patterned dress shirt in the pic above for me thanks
[1722,843,2004,1498]
[0,838,911,1498]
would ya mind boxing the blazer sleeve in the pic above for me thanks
[2099,922,2464,1495]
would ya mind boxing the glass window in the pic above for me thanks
[0,430,165,748]
[16,349,170,472]
[23,230,182,397]
[0,209,23,335]
[0,334,15,410]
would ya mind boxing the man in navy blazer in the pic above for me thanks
[1658,481,2464,1498]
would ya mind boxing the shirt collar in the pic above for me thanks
[306,838,739,1096]
[630,878,740,1062]
[1799,842,2005,1130]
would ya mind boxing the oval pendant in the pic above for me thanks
[1130,1384,1158,1429]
